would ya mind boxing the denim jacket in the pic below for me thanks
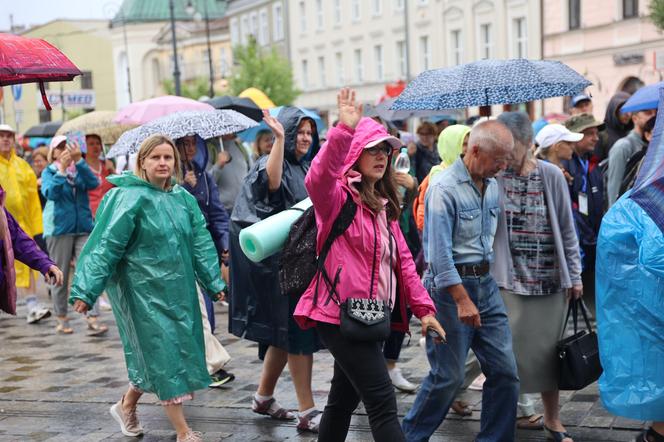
[423,157,500,289]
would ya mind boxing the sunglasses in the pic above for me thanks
[365,145,393,156]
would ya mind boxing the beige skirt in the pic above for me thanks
[501,289,567,394]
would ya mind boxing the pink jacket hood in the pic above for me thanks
[342,117,402,175]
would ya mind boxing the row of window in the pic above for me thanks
[298,17,528,90]
[297,0,428,31]
[568,0,639,30]
[230,2,284,47]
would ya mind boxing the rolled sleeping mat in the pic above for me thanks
[239,197,312,262]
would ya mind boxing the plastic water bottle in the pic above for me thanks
[394,148,411,174]
[393,148,410,205]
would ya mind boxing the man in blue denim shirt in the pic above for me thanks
[403,121,520,442]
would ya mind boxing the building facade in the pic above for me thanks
[543,0,664,118]
[1,20,117,133]
[289,0,542,121]
[225,0,290,58]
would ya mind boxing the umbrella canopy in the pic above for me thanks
[0,33,81,110]
[113,95,214,125]
[24,121,62,138]
[392,59,591,111]
[364,97,447,121]
[239,87,276,109]
[107,109,258,158]
[630,87,664,233]
[206,96,263,121]
[237,106,324,142]
[620,81,663,113]
[55,111,136,145]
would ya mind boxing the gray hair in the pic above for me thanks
[497,112,533,147]
[468,120,514,152]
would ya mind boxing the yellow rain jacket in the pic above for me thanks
[0,150,43,287]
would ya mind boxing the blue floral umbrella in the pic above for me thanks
[107,109,258,158]
[630,87,664,233]
[392,59,591,111]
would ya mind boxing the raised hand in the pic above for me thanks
[262,110,285,140]
[67,141,83,162]
[337,88,363,129]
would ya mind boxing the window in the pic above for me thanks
[230,18,239,45]
[374,45,384,80]
[351,0,361,21]
[273,2,284,41]
[250,12,258,38]
[299,1,307,33]
[301,59,309,90]
[396,40,407,78]
[80,71,93,89]
[513,17,527,58]
[241,15,249,44]
[335,52,343,85]
[372,0,383,16]
[479,23,493,59]
[220,47,230,77]
[318,56,326,88]
[395,0,405,11]
[419,35,431,71]
[333,0,342,25]
[568,0,580,30]
[448,29,463,65]
[316,0,324,30]
[258,9,269,45]
[623,0,638,18]
[354,49,363,83]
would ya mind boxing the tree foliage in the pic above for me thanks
[228,36,300,106]
[651,0,664,31]
[162,76,210,100]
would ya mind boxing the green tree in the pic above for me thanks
[162,76,210,100]
[228,36,300,105]
[651,0,664,30]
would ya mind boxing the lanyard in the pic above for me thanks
[575,156,589,193]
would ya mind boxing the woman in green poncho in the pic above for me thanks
[70,135,226,442]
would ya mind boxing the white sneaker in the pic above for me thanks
[468,374,486,391]
[419,337,426,348]
[26,306,51,324]
[389,367,419,393]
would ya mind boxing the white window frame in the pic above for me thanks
[258,8,269,45]
[301,59,309,90]
[333,0,342,25]
[316,0,324,30]
[354,48,363,83]
[273,2,284,41]
[318,56,326,88]
[394,0,405,12]
[419,35,431,71]
[240,14,249,45]
[513,17,527,58]
[351,0,361,22]
[396,40,406,78]
[478,23,493,59]
[335,52,343,86]
[220,47,230,77]
[299,1,307,33]
[372,0,383,16]
[374,44,384,80]
[230,18,239,46]
[449,29,463,66]
[249,12,258,39]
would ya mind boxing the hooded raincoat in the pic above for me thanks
[229,107,320,353]
[69,172,226,401]
[595,92,633,162]
[413,125,471,232]
[0,150,43,287]
[293,118,436,331]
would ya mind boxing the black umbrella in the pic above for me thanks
[24,121,62,137]
[206,96,263,122]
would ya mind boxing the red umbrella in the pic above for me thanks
[0,33,82,110]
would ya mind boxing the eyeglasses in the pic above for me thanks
[365,145,392,156]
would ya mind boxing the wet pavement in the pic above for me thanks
[0,287,646,441]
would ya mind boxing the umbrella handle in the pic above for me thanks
[39,82,52,111]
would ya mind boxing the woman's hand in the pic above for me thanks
[73,299,90,314]
[337,88,363,129]
[184,170,197,187]
[262,110,285,140]
[44,265,64,286]
[420,314,446,344]
[567,284,583,300]
[394,172,415,190]
[67,141,83,163]
[58,149,73,172]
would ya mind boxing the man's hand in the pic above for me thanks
[456,296,481,328]
[44,265,64,286]
[184,170,197,187]
[216,151,231,168]
[567,284,583,300]
[73,299,90,314]
[337,88,363,129]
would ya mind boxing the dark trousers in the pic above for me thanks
[383,309,413,361]
[317,322,406,442]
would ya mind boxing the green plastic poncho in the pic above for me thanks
[69,172,226,401]
[432,124,471,176]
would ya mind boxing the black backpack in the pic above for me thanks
[279,191,357,302]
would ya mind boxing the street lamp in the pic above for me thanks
[187,0,215,98]
[168,0,182,96]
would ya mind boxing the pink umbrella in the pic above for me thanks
[113,95,214,125]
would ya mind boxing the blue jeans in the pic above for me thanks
[402,275,519,442]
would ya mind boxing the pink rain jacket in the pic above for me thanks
[293,119,436,332]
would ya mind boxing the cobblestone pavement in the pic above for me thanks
[0,288,645,441]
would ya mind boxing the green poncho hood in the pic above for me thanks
[429,124,471,178]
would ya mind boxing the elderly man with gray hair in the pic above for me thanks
[403,121,519,442]
[493,112,583,442]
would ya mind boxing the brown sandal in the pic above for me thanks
[451,400,473,416]
[517,414,544,430]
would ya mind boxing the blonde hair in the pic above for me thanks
[32,147,49,162]
[134,135,182,188]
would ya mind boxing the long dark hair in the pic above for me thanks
[353,142,401,222]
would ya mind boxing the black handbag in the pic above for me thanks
[557,299,603,391]
[339,297,391,342]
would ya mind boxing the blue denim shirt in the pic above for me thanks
[423,157,500,288]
